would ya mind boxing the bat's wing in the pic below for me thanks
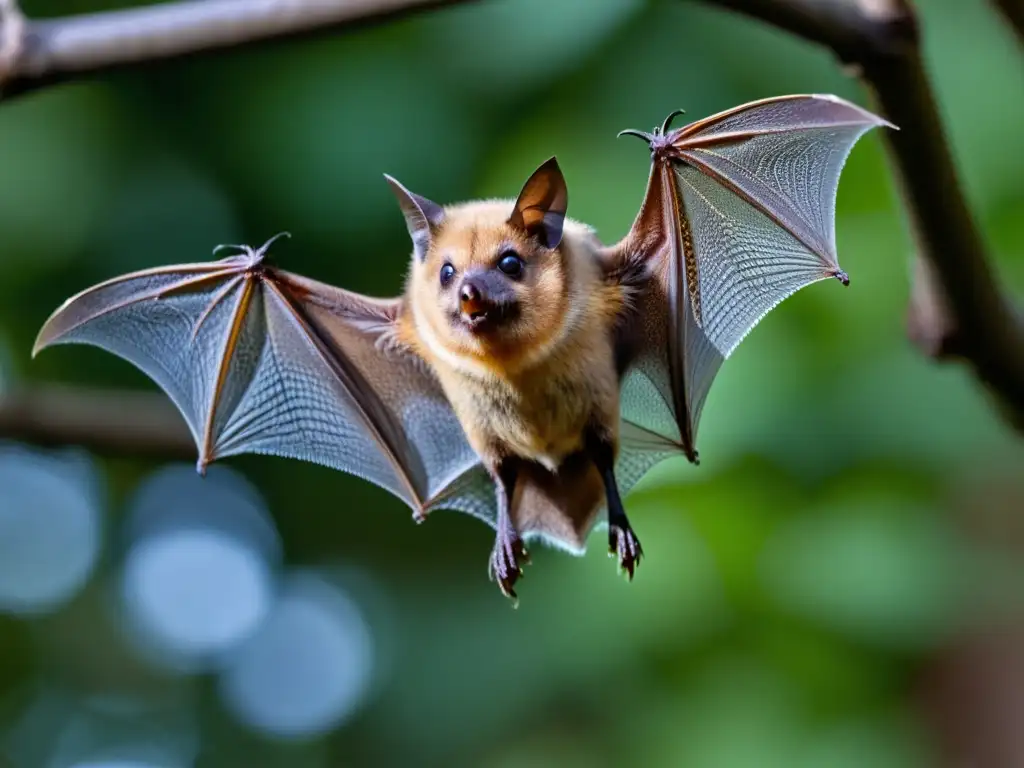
[610,94,892,474]
[33,237,495,523]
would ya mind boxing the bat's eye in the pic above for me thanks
[497,251,524,279]
[439,263,456,287]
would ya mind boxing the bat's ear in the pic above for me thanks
[384,174,446,261]
[508,157,568,249]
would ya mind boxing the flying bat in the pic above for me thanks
[34,94,892,600]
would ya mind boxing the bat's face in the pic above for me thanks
[410,200,570,358]
[390,158,571,369]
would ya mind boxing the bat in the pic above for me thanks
[33,94,892,600]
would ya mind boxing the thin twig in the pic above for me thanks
[0,385,194,459]
[0,0,475,100]
[703,0,1024,431]
[989,0,1024,47]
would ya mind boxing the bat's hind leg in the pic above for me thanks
[488,460,530,601]
[586,431,643,580]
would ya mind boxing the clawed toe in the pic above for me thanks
[609,523,643,580]
[489,530,529,600]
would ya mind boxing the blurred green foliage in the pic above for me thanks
[2,0,1024,766]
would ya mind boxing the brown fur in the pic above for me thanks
[396,199,627,474]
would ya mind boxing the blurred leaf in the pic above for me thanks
[425,0,643,101]
[637,656,807,768]
[0,85,124,290]
[794,715,933,768]
[760,496,962,649]
[201,32,481,258]
[91,155,241,273]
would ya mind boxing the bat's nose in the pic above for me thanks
[459,278,490,318]
[457,273,518,333]
[460,281,482,306]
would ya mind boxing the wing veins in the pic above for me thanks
[675,166,833,358]
[191,275,245,343]
[199,276,256,471]
[622,417,684,452]
[673,93,890,140]
[679,149,836,268]
[262,279,426,513]
[35,267,241,353]
[675,121,879,151]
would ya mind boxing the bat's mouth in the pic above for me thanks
[455,301,520,334]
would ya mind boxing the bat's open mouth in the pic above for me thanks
[456,301,520,334]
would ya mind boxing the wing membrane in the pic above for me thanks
[33,252,484,520]
[675,161,833,358]
[613,94,890,467]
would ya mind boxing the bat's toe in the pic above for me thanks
[609,523,643,581]
[489,529,530,602]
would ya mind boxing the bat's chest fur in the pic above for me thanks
[439,338,620,472]
[470,372,589,468]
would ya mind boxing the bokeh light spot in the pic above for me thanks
[120,464,280,669]
[219,572,374,739]
[122,528,273,659]
[0,446,101,615]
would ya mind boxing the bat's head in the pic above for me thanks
[387,158,576,366]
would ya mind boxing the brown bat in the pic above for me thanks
[33,94,891,600]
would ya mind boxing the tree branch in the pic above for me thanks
[989,0,1024,47]
[703,0,1024,431]
[0,385,194,459]
[0,0,475,100]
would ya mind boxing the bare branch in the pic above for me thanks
[0,0,475,100]
[701,0,1024,432]
[907,254,957,358]
[0,385,194,460]
[989,0,1024,47]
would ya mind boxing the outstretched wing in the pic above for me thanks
[33,241,493,522]
[609,94,892,474]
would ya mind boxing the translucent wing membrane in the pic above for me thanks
[615,94,890,467]
[33,254,485,520]
[32,94,890,565]
[672,94,891,356]
[674,162,833,358]
[31,250,604,548]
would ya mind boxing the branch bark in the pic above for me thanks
[705,0,1024,431]
[0,0,474,99]
[989,0,1024,47]
[0,385,193,460]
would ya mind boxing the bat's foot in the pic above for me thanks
[609,522,643,580]
[489,528,530,601]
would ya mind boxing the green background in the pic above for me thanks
[1,0,1023,766]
